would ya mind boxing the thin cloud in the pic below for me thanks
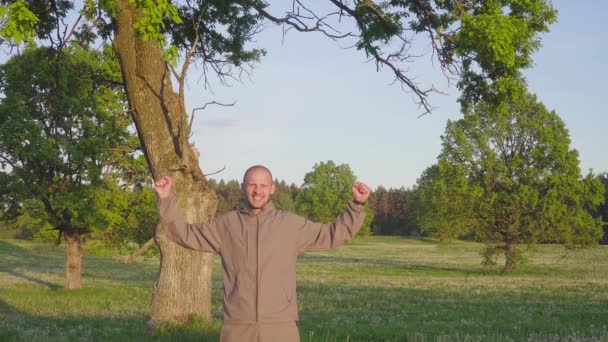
[203,118,240,128]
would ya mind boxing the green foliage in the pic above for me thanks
[129,0,182,63]
[9,199,57,242]
[368,186,416,235]
[296,161,373,235]
[0,44,147,240]
[345,0,557,110]
[296,161,356,222]
[272,179,298,212]
[167,0,266,66]
[125,0,266,66]
[1,0,76,44]
[1,1,557,113]
[0,1,39,44]
[208,179,242,215]
[452,1,557,109]
[90,182,157,247]
[410,163,478,243]
[413,91,604,271]
[594,172,608,244]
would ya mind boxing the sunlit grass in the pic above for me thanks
[1,237,607,341]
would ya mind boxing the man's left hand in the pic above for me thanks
[352,182,371,203]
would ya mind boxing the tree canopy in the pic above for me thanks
[0,44,149,286]
[0,44,135,231]
[412,90,605,271]
[0,0,557,114]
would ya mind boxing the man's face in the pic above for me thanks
[242,168,275,209]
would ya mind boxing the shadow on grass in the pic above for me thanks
[0,240,221,341]
[300,253,491,276]
[0,240,62,290]
[0,239,161,287]
[0,297,220,342]
[7,270,61,290]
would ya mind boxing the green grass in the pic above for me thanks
[1,237,607,341]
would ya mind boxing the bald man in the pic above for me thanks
[155,165,370,342]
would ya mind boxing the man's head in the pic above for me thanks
[242,165,275,210]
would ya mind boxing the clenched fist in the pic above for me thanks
[154,176,173,199]
[351,181,370,204]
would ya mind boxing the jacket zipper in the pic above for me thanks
[256,215,260,322]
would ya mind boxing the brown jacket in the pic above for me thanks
[157,198,366,324]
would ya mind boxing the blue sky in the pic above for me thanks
[187,0,607,189]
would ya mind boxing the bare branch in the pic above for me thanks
[240,0,442,114]
[189,100,237,133]
[99,145,142,153]
[168,63,180,82]
[0,154,18,169]
[238,0,355,40]
[178,8,205,85]
[121,238,155,264]
[60,14,82,48]
[203,163,228,177]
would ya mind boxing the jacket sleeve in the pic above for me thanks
[157,197,222,254]
[296,201,366,253]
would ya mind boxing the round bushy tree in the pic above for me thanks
[414,91,604,272]
[296,160,373,236]
[0,44,142,288]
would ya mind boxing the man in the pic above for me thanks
[155,165,370,341]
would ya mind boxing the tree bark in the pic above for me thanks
[504,238,517,273]
[113,0,218,329]
[64,230,83,289]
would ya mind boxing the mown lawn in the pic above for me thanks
[1,237,607,341]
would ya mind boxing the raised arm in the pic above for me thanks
[155,176,222,253]
[296,182,370,253]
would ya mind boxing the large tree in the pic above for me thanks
[0,44,139,288]
[413,91,605,272]
[0,0,558,327]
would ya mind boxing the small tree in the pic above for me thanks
[296,161,373,236]
[414,91,604,272]
[0,44,139,288]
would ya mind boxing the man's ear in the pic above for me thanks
[270,183,276,195]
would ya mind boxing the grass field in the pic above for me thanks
[1,237,607,341]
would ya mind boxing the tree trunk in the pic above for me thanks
[504,238,517,273]
[64,230,83,289]
[113,0,218,329]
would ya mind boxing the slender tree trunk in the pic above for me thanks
[113,0,218,329]
[504,238,517,273]
[64,230,83,289]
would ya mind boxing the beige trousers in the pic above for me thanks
[220,321,300,342]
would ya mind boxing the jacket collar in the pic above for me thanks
[237,200,276,216]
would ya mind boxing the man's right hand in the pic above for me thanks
[154,176,173,199]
